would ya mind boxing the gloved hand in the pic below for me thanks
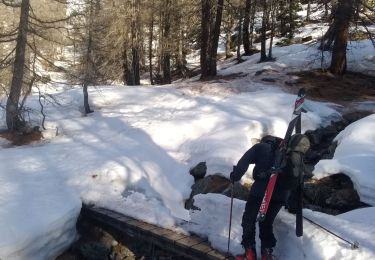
[230,166,238,183]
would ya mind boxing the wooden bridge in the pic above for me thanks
[80,205,233,260]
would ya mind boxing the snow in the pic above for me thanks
[1,11,375,260]
[187,194,375,259]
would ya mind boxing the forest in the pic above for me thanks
[0,0,374,133]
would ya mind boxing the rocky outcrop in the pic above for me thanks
[185,111,372,215]
[303,173,365,215]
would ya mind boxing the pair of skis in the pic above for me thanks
[256,88,305,237]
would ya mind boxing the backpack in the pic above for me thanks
[281,134,310,190]
[260,135,283,151]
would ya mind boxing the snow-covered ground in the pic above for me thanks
[0,16,375,260]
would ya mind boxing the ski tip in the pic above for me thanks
[297,88,306,97]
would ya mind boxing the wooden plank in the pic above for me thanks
[175,235,207,249]
[206,249,228,260]
[137,222,158,231]
[113,215,132,222]
[161,231,187,243]
[149,227,172,235]
[92,207,108,214]
[127,219,143,227]
[105,209,125,219]
[191,241,213,254]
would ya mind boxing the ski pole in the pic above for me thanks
[303,216,359,249]
[227,182,234,255]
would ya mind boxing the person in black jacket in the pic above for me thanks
[230,136,287,260]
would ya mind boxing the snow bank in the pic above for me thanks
[0,157,81,259]
[314,114,375,205]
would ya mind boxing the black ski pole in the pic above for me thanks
[295,113,303,237]
[227,181,234,255]
[303,216,359,249]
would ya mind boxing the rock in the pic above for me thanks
[322,124,339,139]
[302,36,313,42]
[185,174,249,209]
[254,68,279,76]
[325,189,360,210]
[189,162,207,181]
[78,242,110,260]
[261,78,277,83]
[304,149,321,165]
[343,110,373,124]
[303,173,362,214]
[305,130,321,146]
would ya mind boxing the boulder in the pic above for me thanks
[303,173,363,214]
[189,162,207,181]
[185,174,249,210]
[302,36,313,42]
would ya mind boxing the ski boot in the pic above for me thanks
[261,247,274,260]
[235,247,256,260]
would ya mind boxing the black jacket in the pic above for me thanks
[232,142,288,202]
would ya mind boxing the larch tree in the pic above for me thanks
[1,0,70,131]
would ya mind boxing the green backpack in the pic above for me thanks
[281,134,310,190]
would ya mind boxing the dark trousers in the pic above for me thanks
[241,195,283,249]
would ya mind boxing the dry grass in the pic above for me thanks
[0,128,43,147]
[286,70,375,104]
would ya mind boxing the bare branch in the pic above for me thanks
[0,47,16,66]
[0,37,17,43]
[27,26,65,45]
[1,0,21,8]
[29,10,83,25]
[0,28,18,38]
[361,18,375,48]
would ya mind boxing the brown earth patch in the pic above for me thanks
[0,127,43,146]
[285,70,375,104]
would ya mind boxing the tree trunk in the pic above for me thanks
[306,0,311,21]
[83,82,92,114]
[330,0,354,75]
[237,10,243,61]
[268,0,276,59]
[249,0,257,49]
[288,0,295,39]
[243,0,252,55]
[132,47,140,85]
[177,24,187,77]
[200,0,211,78]
[6,0,30,130]
[207,0,224,76]
[225,17,233,59]
[260,0,268,62]
[126,0,141,85]
[83,0,96,115]
[162,0,171,84]
[149,8,154,85]
[324,3,329,20]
